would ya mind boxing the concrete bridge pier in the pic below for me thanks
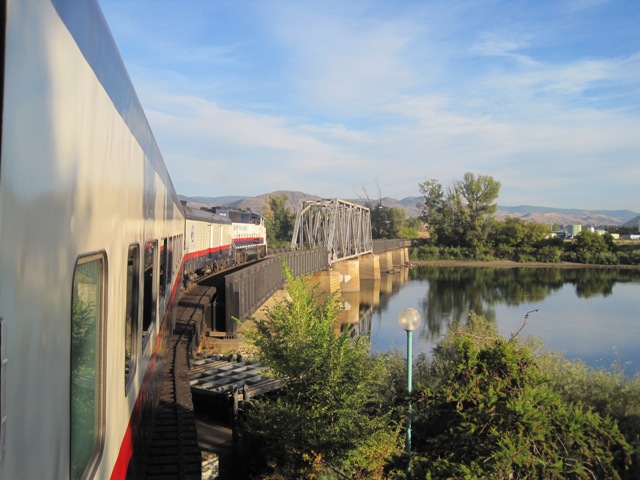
[309,269,341,304]
[333,259,361,293]
[359,253,381,280]
[392,247,409,267]
[379,251,394,273]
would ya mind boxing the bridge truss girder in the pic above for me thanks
[291,198,373,263]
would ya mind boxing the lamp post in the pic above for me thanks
[397,307,421,475]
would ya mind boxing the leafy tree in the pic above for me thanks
[358,182,408,239]
[419,173,500,253]
[371,203,406,239]
[418,178,460,246]
[399,216,424,239]
[456,172,501,249]
[262,193,296,248]
[408,313,632,479]
[242,265,401,478]
[489,217,552,261]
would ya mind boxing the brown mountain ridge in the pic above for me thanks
[180,191,639,227]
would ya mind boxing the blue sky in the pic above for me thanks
[99,0,639,211]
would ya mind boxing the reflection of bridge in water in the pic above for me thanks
[218,199,412,337]
[335,270,411,339]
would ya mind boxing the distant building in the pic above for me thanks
[566,224,582,237]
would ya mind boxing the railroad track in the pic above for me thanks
[139,286,216,479]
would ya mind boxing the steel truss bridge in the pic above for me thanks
[223,198,410,337]
[290,198,373,263]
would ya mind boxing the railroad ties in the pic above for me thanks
[138,280,285,479]
[139,286,215,480]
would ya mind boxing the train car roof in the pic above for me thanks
[211,208,265,221]
[183,205,232,224]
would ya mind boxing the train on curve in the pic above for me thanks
[0,1,265,478]
[183,205,267,288]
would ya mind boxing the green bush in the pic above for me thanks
[407,313,633,479]
[242,264,401,479]
[539,354,640,478]
[613,248,640,265]
[535,245,563,263]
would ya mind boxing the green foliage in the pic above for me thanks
[408,313,633,479]
[263,193,296,248]
[563,230,619,265]
[71,294,96,378]
[419,172,500,253]
[489,217,552,262]
[618,249,640,265]
[71,294,98,480]
[415,176,640,265]
[539,354,640,478]
[398,217,424,239]
[242,264,401,478]
[371,203,406,239]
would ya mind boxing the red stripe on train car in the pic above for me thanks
[110,358,156,480]
[110,266,183,479]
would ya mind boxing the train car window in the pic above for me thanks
[0,317,6,464]
[160,239,167,299]
[142,241,157,344]
[159,238,167,320]
[176,235,183,272]
[165,238,172,301]
[70,254,106,480]
[124,245,139,393]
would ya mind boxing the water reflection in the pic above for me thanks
[359,266,640,375]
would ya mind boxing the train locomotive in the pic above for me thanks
[182,205,267,287]
[0,1,265,478]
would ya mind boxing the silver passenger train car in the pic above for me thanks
[0,1,265,478]
[1,1,185,478]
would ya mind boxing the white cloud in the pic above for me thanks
[471,32,539,67]
[99,0,640,210]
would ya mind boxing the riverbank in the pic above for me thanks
[412,259,640,270]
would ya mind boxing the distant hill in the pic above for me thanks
[494,205,639,227]
[180,191,320,213]
[623,215,640,228]
[179,192,638,227]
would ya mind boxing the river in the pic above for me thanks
[339,265,640,376]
